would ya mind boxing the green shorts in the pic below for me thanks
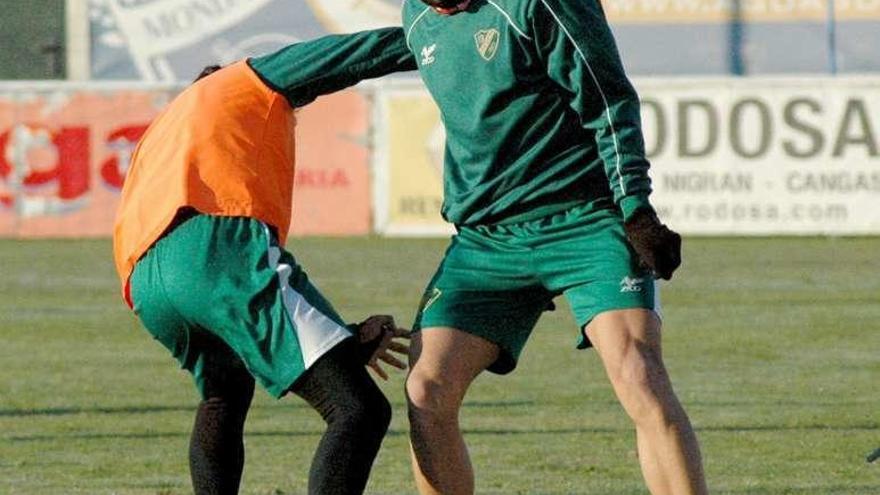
[414,202,659,374]
[130,214,353,399]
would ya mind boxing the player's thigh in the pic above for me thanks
[156,214,352,398]
[584,309,673,416]
[130,245,194,368]
[584,308,663,361]
[192,333,255,404]
[564,276,658,349]
[410,327,500,380]
[536,205,658,347]
[130,248,254,401]
[413,230,553,374]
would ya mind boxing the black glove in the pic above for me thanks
[623,208,682,280]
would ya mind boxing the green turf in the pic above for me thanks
[1,237,878,494]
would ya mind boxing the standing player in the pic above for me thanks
[402,1,708,494]
[113,29,415,495]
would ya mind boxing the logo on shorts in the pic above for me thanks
[474,29,500,61]
[619,276,645,293]
[419,288,443,312]
[421,44,437,66]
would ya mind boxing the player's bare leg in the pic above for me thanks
[585,308,708,495]
[405,327,500,495]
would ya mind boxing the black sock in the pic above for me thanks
[189,362,255,495]
[291,339,392,495]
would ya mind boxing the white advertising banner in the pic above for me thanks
[89,0,403,81]
[104,0,273,59]
[373,77,880,236]
[642,77,880,235]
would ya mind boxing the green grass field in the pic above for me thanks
[1,237,878,494]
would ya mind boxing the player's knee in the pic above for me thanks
[405,369,461,421]
[332,388,392,440]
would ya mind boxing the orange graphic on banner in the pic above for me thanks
[291,90,371,237]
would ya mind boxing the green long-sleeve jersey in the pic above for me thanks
[402,0,653,225]
[248,27,417,108]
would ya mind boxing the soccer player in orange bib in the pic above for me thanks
[113,29,415,495]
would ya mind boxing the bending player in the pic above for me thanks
[113,29,415,495]
[402,1,708,494]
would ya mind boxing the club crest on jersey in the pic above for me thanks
[421,44,437,66]
[474,28,500,61]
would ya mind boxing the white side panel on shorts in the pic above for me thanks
[653,280,663,321]
[264,229,352,369]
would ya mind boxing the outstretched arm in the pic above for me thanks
[248,27,417,107]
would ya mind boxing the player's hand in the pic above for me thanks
[356,315,410,380]
[623,208,682,280]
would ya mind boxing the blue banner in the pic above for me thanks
[88,0,880,80]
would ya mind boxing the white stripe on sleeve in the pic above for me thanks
[538,0,626,195]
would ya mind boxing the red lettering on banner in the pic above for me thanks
[101,125,148,189]
[0,125,90,209]
[0,122,151,210]
[0,131,11,208]
[295,168,350,188]
[0,132,9,177]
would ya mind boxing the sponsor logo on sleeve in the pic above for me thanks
[620,276,645,293]
[421,43,437,65]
